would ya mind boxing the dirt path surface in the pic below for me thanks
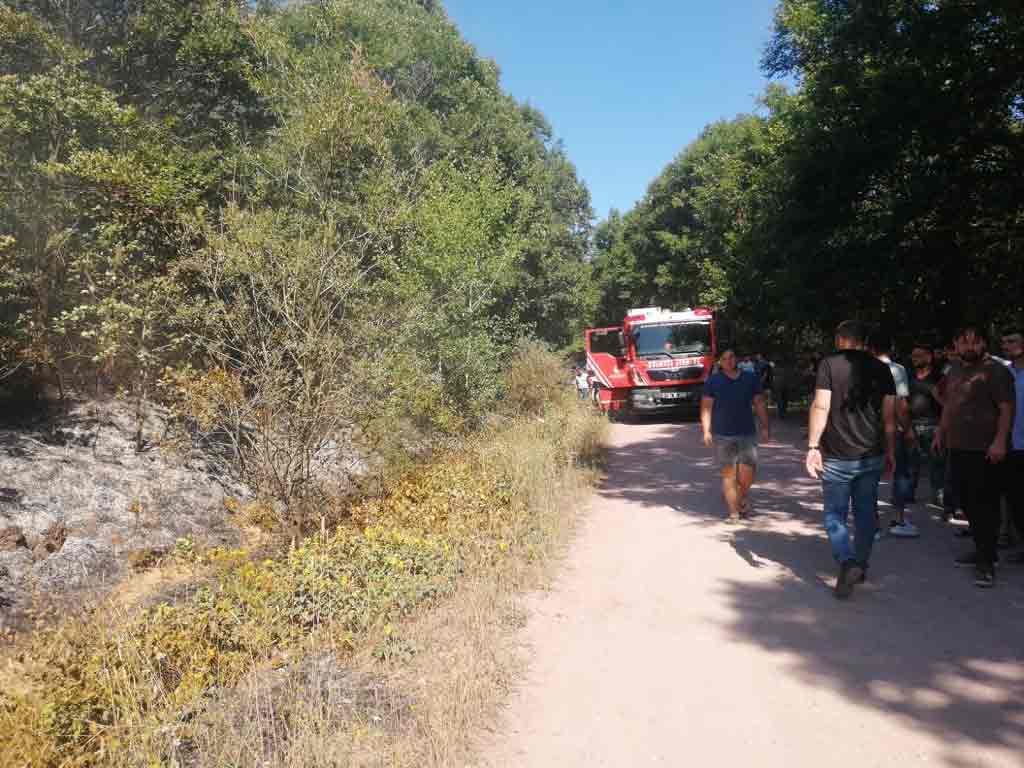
[485,418,1024,768]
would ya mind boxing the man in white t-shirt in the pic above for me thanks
[574,367,590,400]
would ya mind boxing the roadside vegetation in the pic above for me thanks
[1,0,596,496]
[1,2,607,765]
[1,345,607,766]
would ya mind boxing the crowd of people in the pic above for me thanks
[701,320,1024,598]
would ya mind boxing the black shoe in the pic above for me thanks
[834,561,862,600]
[954,552,978,568]
[955,551,998,568]
[974,566,995,588]
[954,528,973,539]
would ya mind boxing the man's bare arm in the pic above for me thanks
[988,402,1013,463]
[897,397,911,432]
[882,394,897,477]
[805,388,831,478]
[700,396,714,446]
[753,394,770,440]
[807,389,831,448]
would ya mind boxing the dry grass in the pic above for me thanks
[0,365,608,767]
[183,394,605,768]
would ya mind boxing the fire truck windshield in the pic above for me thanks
[633,322,711,358]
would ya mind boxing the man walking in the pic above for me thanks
[999,325,1024,564]
[701,349,771,522]
[574,367,590,401]
[869,334,918,537]
[805,321,897,599]
[934,326,1014,587]
[907,342,945,509]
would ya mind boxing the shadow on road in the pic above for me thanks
[600,418,1024,765]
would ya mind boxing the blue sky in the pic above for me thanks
[442,0,783,222]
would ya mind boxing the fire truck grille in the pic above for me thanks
[647,366,704,382]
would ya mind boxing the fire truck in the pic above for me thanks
[584,306,719,417]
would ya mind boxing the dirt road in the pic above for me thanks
[486,417,1024,768]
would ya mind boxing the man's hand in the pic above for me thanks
[760,426,771,444]
[931,430,944,455]
[805,448,823,479]
[903,428,916,447]
[703,431,713,448]
[883,450,896,480]
[987,440,1007,464]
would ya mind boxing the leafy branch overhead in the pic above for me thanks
[594,1,1024,349]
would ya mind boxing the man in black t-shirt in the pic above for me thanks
[806,321,897,599]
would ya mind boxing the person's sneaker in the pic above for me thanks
[889,522,920,538]
[974,566,995,588]
[834,561,863,600]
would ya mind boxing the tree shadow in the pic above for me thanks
[600,418,1024,766]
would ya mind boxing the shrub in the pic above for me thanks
[501,341,573,417]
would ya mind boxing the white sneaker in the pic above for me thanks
[890,522,920,538]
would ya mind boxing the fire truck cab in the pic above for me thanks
[585,306,718,416]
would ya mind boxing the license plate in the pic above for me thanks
[660,391,689,400]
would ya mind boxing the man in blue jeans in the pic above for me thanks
[805,321,897,599]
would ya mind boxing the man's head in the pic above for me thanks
[835,320,868,351]
[910,341,934,371]
[719,348,738,375]
[1001,324,1023,363]
[954,325,987,364]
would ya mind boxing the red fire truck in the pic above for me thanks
[584,306,719,416]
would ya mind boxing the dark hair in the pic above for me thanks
[911,340,934,353]
[954,325,988,345]
[835,320,868,344]
[866,329,892,355]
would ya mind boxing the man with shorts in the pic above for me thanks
[806,321,897,599]
[701,349,771,521]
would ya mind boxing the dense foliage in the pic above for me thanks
[0,0,596,474]
[595,1,1024,351]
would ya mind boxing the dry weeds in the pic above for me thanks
[0,380,607,767]
[183,400,604,768]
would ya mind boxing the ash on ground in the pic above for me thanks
[0,398,248,626]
